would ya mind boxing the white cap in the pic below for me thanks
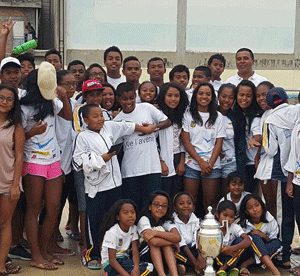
[0,57,21,70]
[37,61,57,100]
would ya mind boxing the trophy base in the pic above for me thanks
[204,257,216,276]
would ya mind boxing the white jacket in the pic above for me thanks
[284,122,300,186]
[73,121,135,198]
[255,104,300,180]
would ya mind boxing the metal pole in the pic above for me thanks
[176,0,187,64]
[294,0,300,59]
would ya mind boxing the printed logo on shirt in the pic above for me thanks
[190,121,196,128]
[118,239,123,246]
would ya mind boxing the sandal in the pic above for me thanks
[239,268,250,276]
[228,268,239,276]
[87,259,101,270]
[30,261,58,270]
[290,266,300,276]
[51,247,75,256]
[5,263,22,274]
[217,269,227,276]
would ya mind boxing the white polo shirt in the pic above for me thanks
[225,72,267,87]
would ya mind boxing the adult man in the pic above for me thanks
[225,48,267,86]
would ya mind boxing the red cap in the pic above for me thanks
[82,80,104,94]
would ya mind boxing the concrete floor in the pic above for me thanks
[12,204,300,276]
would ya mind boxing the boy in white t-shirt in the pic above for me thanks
[208,53,226,93]
[114,82,171,210]
[104,46,126,89]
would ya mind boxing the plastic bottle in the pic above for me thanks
[13,40,37,55]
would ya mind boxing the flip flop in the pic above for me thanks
[5,263,22,274]
[51,247,75,256]
[66,231,81,241]
[239,268,250,276]
[48,255,64,265]
[87,259,101,270]
[30,261,58,270]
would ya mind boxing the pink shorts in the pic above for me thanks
[22,161,62,180]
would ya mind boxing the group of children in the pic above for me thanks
[1,17,300,276]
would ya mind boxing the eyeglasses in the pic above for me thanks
[60,82,76,88]
[90,72,105,78]
[0,95,14,104]
[151,203,168,209]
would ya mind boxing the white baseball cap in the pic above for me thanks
[37,61,57,100]
[0,57,21,70]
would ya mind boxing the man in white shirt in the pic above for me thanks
[225,48,267,87]
[104,46,126,89]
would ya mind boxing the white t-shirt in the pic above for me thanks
[173,212,200,247]
[223,223,245,246]
[218,191,251,214]
[107,75,126,90]
[18,88,27,99]
[22,98,63,165]
[225,72,268,87]
[183,110,226,171]
[101,223,138,268]
[137,216,177,235]
[114,103,168,178]
[55,98,77,174]
[210,79,223,93]
[221,116,235,165]
[246,117,261,165]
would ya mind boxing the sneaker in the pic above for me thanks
[18,237,30,250]
[8,244,31,261]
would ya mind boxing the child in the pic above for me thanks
[218,172,250,214]
[253,81,277,218]
[232,80,262,193]
[104,46,126,89]
[215,200,251,276]
[147,57,166,88]
[208,54,226,92]
[20,63,72,270]
[157,82,189,198]
[191,66,211,89]
[257,87,298,268]
[100,199,153,276]
[137,190,181,276]
[73,79,111,134]
[75,64,107,104]
[45,49,62,72]
[169,64,190,91]
[114,82,172,210]
[122,56,142,91]
[67,60,86,93]
[138,81,158,105]
[173,192,206,275]
[181,82,225,211]
[0,84,24,275]
[53,70,79,251]
[217,83,237,193]
[73,103,158,269]
[239,194,281,276]
[101,82,120,118]
[17,52,35,88]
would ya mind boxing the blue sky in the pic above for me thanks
[66,0,296,53]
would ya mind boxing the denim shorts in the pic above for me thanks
[220,161,237,179]
[184,165,221,179]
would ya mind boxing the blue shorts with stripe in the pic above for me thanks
[104,257,153,276]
